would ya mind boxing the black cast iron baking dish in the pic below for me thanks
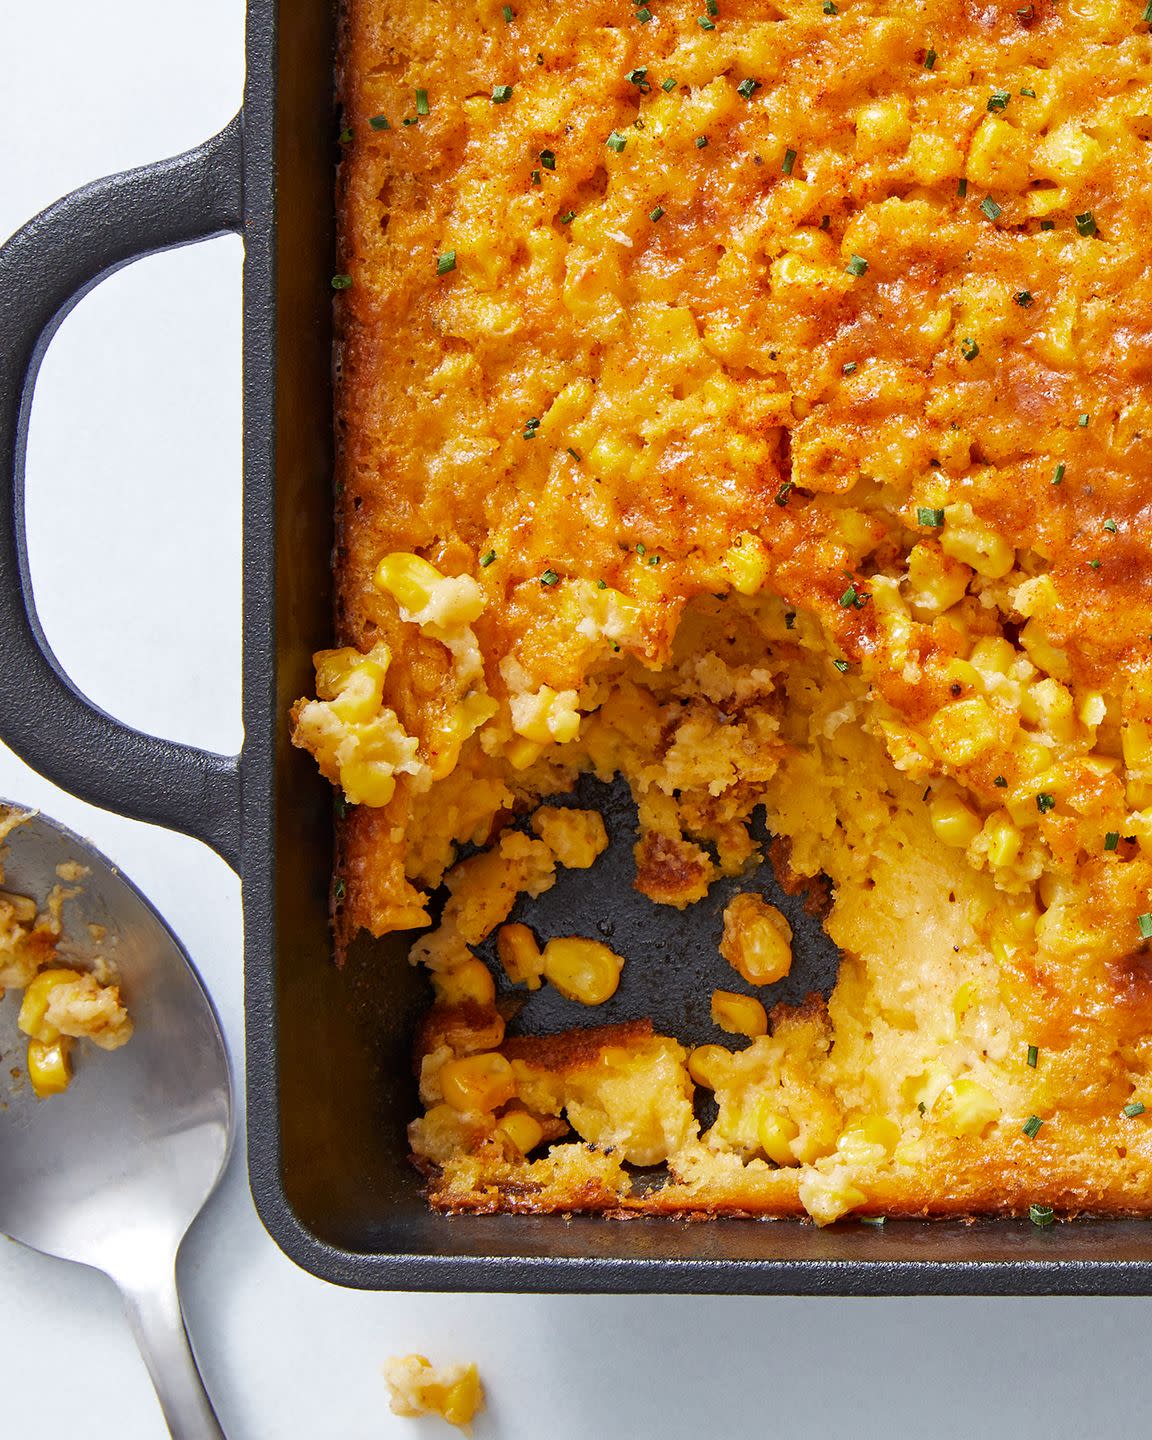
[3,1,1152,1294]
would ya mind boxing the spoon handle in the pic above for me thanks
[117,1261,226,1439]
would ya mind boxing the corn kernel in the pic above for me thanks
[941,502,1014,579]
[929,794,982,848]
[711,989,768,1038]
[18,967,83,1044]
[756,1103,800,1166]
[723,534,771,595]
[905,542,971,614]
[27,1037,72,1098]
[984,812,1022,868]
[509,685,582,745]
[688,1044,729,1090]
[934,1075,1000,1137]
[374,552,446,613]
[433,958,496,1007]
[496,1110,545,1154]
[855,98,911,156]
[719,893,793,985]
[929,697,1000,765]
[440,1052,517,1114]
[495,923,545,990]
[1019,619,1071,681]
[541,936,624,1004]
[969,636,1016,678]
[837,1113,901,1163]
[798,1170,867,1226]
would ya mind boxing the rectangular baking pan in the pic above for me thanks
[2,0,1152,1293]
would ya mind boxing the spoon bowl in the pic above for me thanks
[0,802,233,1438]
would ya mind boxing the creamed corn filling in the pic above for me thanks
[294,0,1152,1222]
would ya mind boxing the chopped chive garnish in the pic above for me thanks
[960,336,980,361]
[402,116,419,126]
[699,15,717,27]
[331,273,353,290]
[339,126,353,143]
[369,114,390,130]
[1144,0,1152,20]
[531,169,541,184]
[479,549,497,567]
[924,47,936,69]
[917,507,945,527]
[707,0,720,12]
[662,76,677,91]
[981,195,1002,220]
[502,3,515,17]
[1124,1101,1146,1118]
[626,66,649,86]
[987,88,1011,112]
[823,1,838,13]
[648,554,660,565]
[1052,462,1065,485]
[737,78,761,97]
[958,177,968,197]
[607,131,627,152]
[492,84,513,103]
[833,658,850,673]
[775,480,793,506]
[567,446,582,461]
[1104,518,1118,533]
[860,1215,886,1226]
[1105,832,1120,850]
[782,147,797,174]
[597,577,607,588]
[559,210,576,224]
[845,253,868,276]
[1078,412,1090,427]
[842,360,857,374]
[540,149,556,169]
[1027,1045,1038,1068]
[436,250,457,275]
[1036,792,1055,813]
[1139,912,1152,939]
[1022,1115,1044,1138]
[1029,1203,1055,1227]
[1014,290,1033,307]
[1089,558,1102,569]
[1040,219,1054,230]
[649,205,665,222]
[1075,211,1097,236]
[636,5,652,18]
[540,568,560,586]
[333,878,346,902]
[1020,86,1036,96]
[416,88,430,116]
[994,775,1007,787]
[695,135,709,148]
[839,585,859,608]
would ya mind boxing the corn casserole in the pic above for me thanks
[293,0,1152,1224]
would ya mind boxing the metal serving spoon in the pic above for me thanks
[0,803,232,1439]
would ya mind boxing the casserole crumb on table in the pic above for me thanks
[293,0,1152,1225]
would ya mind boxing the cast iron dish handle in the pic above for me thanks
[0,117,244,872]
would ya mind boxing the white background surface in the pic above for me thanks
[0,4,1148,1436]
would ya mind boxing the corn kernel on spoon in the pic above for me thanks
[0,804,232,1439]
